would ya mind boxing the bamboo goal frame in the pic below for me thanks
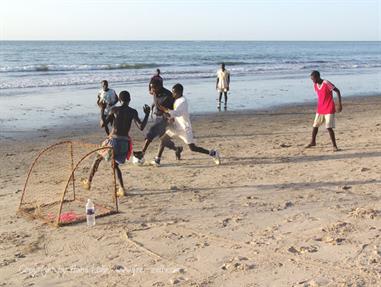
[18,141,119,227]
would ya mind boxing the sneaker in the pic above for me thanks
[175,146,183,160]
[150,157,161,167]
[81,179,90,191]
[210,150,221,165]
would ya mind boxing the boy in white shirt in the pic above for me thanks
[151,83,220,166]
[216,63,230,110]
[97,80,118,135]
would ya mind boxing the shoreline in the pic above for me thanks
[1,94,380,142]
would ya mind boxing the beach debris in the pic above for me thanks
[349,207,380,219]
[288,246,300,254]
[1,258,17,267]
[360,167,370,172]
[221,218,231,227]
[170,185,178,192]
[14,252,26,259]
[220,257,255,272]
[111,264,125,271]
[341,185,352,190]
[172,268,186,274]
[169,278,181,285]
[288,245,318,255]
[279,143,291,148]
[284,201,294,209]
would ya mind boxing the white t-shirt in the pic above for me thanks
[98,88,118,115]
[216,69,230,90]
[167,96,194,144]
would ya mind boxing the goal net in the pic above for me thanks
[19,141,119,226]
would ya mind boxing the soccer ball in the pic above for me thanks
[132,155,145,166]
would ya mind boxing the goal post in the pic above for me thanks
[19,141,119,227]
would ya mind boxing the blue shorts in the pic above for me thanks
[100,137,131,165]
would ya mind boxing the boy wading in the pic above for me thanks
[306,70,343,152]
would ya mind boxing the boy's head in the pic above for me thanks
[150,78,163,95]
[101,80,109,91]
[119,91,131,104]
[172,83,183,99]
[221,63,225,70]
[156,68,161,76]
[310,70,321,83]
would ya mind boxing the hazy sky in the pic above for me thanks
[1,0,380,40]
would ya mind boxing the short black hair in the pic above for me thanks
[172,83,183,94]
[151,78,162,88]
[101,80,108,85]
[310,70,320,78]
[156,68,161,74]
[119,91,130,102]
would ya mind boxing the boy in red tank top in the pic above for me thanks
[306,70,343,151]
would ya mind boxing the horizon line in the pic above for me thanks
[1,39,380,42]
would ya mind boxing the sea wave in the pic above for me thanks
[0,63,164,73]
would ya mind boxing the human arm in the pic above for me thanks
[134,105,151,131]
[333,87,342,112]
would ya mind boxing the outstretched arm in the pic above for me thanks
[333,87,342,112]
[134,105,151,131]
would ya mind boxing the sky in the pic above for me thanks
[1,0,380,41]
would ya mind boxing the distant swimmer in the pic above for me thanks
[151,83,220,167]
[97,80,118,135]
[305,70,343,152]
[216,63,230,110]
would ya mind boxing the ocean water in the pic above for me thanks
[0,41,380,131]
[1,41,380,90]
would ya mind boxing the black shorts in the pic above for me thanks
[146,117,168,141]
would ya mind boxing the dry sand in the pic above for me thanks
[0,96,380,286]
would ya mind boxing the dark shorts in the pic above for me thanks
[100,137,131,165]
[146,117,168,141]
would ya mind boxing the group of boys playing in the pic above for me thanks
[82,72,220,196]
[82,69,342,197]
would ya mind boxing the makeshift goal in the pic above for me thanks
[19,141,119,227]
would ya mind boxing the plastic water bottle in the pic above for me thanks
[86,199,95,226]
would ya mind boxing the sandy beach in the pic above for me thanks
[0,95,380,286]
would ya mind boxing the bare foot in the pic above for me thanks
[116,187,126,197]
[333,146,340,152]
[305,143,316,149]
[81,179,90,191]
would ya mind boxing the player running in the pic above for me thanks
[151,83,220,167]
[82,91,151,196]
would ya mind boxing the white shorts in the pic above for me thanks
[166,128,195,145]
[217,88,228,93]
[313,113,335,129]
